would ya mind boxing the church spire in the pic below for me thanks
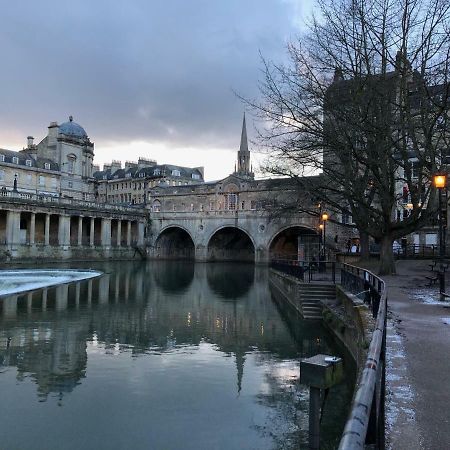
[239,112,248,153]
[234,112,254,179]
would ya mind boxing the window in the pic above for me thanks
[152,200,161,212]
[0,169,4,180]
[192,173,200,180]
[68,181,73,188]
[52,178,57,188]
[39,176,45,186]
[26,174,32,184]
[67,155,76,173]
[0,155,4,162]
[44,162,51,170]
[172,169,181,176]
[154,168,161,176]
[425,233,437,246]
[26,159,32,167]
[225,193,237,210]
[241,201,245,209]
[410,161,420,179]
[12,156,19,164]
[209,201,214,211]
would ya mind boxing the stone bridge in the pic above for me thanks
[147,210,327,263]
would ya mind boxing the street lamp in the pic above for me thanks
[321,213,329,259]
[434,173,447,299]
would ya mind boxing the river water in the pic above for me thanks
[0,261,354,450]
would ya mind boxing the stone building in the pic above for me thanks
[0,116,96,200]
[94,160,204,206]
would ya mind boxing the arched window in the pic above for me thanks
[67,154,76,173]
[152,200,161,212]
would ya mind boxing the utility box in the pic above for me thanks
[300,354,344,389]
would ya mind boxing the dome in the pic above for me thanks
[58,116,87,138]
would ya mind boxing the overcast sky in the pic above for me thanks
[0,0,310,180]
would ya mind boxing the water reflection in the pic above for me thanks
[0,261,352,450]
[206,263,254,300]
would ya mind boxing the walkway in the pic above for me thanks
[361,260,450,450]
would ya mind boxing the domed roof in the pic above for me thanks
[58,116,87,138]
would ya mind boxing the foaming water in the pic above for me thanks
[0,269,101,296]
[0,261,353,450]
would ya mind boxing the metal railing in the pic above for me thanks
[270,259,337,283]
[338,263,387,450]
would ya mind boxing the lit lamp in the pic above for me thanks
[321,213,329,259]
[434,174,447,299]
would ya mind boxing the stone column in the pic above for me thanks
[58,215,71,247]
[30,213,36,245]
[77,216,83,246]
[101,218,112,248]
[90,217,95,247]
[27,293,33,313]
[117,220,122,247]
[6,210,20,246]
[56,284,68,311]
[126,221,132,247]
[44,214,50,246]
[137,221,145,246]
[99,274,110,304]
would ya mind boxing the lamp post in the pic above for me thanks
[319,223,324,259]
[434,174,447,299]
[321,213,329,259]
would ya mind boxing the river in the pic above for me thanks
[0,261,353,450]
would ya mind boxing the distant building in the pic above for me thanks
[94,159,204,205]
[0,116,96,200]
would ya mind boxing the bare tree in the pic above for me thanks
[245,0,450,274]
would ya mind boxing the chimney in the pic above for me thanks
[27,136,34,148]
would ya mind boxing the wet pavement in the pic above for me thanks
[361,260,450,450]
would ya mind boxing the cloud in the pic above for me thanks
[0,0,306,178]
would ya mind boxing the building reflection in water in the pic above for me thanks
[0,261,353,448]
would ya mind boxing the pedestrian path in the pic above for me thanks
[374,260,450,450]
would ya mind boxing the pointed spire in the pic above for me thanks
[239,112,248,153]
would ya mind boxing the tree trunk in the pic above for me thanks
[359,231,370,260]
[378,234,396,275]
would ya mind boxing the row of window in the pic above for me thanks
[0,155,52,170]
[151,197,264,212]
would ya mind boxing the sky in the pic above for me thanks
[0,0,310,181]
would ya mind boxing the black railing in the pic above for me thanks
[393,243,438,259]
[270,259,337,283]
[338,263,387,449]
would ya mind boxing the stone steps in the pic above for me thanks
[298,283,336,320]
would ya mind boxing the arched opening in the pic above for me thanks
[155,227,195,260]
[269,226,320,262]
[207,227,255,262]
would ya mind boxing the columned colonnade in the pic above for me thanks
[0,210,145,249]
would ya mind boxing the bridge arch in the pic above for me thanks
[154,225,195,260]
[207,226,255,262]
[269,225,320,261]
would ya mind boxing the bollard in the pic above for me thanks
[300,354,344,449]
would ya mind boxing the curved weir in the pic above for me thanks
[0,269,102,297]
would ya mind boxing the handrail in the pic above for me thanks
[338,263,387,449]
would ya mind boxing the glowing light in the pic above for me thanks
[434,174,446,189]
